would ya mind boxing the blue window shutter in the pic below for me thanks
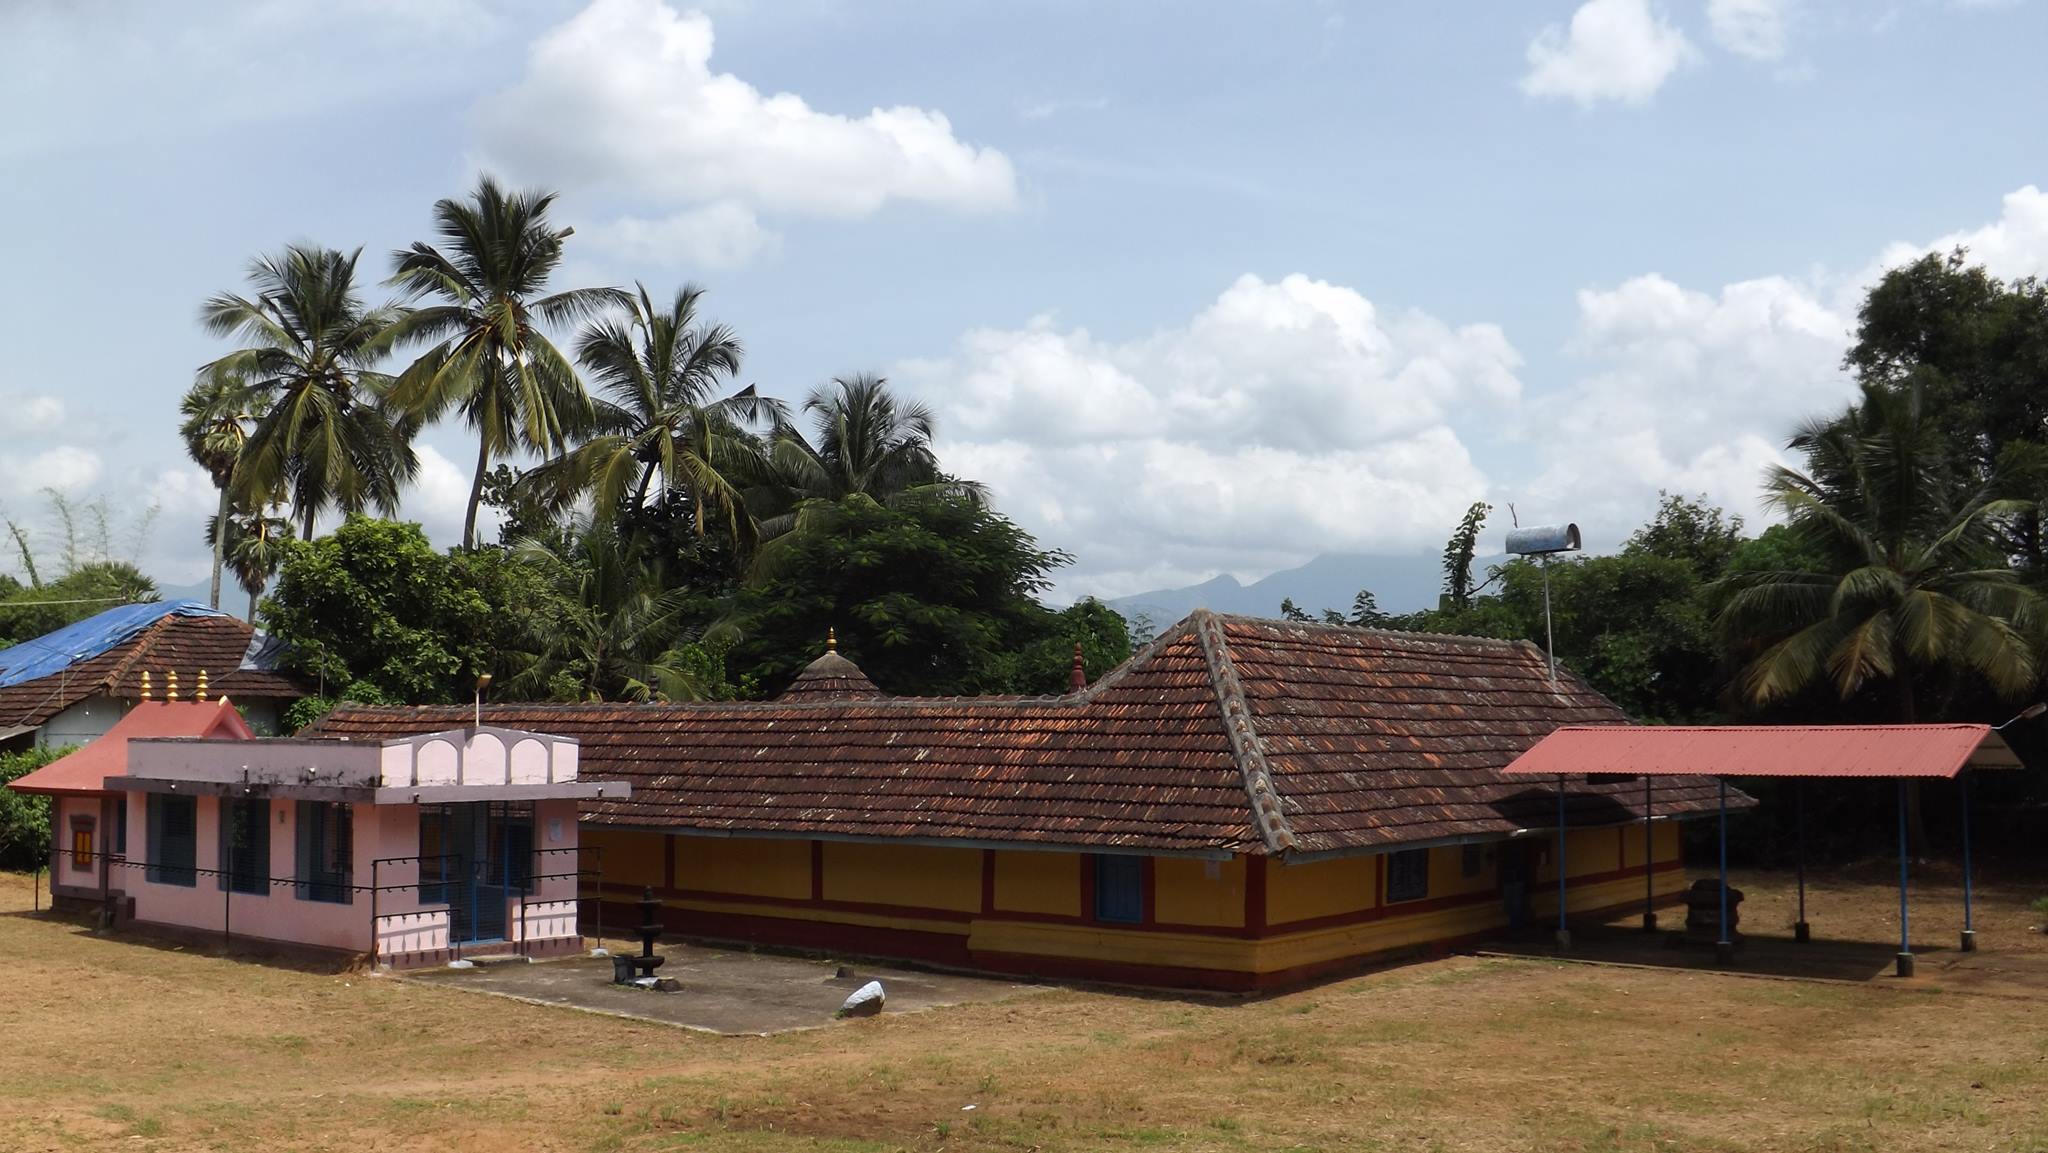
[1094,855,1144,924]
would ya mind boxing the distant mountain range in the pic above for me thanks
[1103,552,1508,629]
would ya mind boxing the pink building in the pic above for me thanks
[10,700,627,968]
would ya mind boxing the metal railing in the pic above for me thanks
[57,843,607,967]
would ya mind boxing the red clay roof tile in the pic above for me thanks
[310,611,1739,855]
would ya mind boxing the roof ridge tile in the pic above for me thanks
[1192,610,1297,854]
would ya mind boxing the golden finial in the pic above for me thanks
[165,670,180,701]
[195,669,210,702]
[139,670,153,702]
[826,627,838,654]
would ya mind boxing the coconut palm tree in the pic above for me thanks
[524,283,781,541]
[199,245,414,540]
[220,508,293,622]
[387,175,628,548]
[178,371,267,608]
[508,514,717,702]
[762,375,984,536]
[1717,382,2043,850]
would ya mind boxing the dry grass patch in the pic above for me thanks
[4,869,2048,1151]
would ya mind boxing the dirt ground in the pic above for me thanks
[5,865,2048,1152]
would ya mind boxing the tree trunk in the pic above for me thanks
[464,434,490,550]
[248,585,259,625]
[1896,674,1931,862]
[209,485,229,611]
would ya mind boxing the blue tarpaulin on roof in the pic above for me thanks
[0,600,228,689]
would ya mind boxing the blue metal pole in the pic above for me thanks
[1896,779,1914,977]
[1716,778,1732,965]
[1556,774,1570,949]
[1960,771,1977,953]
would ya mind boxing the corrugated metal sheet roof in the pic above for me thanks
[1503,724,2018,780]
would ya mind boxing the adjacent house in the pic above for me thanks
[313,612,1743,991]
[7,695,629,967]
[0,601,308,749]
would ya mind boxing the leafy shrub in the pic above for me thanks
[0,746,71,871]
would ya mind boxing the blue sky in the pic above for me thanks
[3,0,2046,600]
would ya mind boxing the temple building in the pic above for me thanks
[311,612,1738,991]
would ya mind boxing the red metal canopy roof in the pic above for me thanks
[1504,724,2020,780]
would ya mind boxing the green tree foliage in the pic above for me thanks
[1442,501,1491,610]
[263,516,553,705]
[200,244,415,539]
[509,514,735,703]
[723,492,1072,696]
[388,176,628,548]
[0,746,67,871]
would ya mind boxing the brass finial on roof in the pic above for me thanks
[826,627,838,654]
[139,670,153,701]
[165,670,180,701]
[195,669,210,702]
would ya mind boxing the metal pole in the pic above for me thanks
[1959,771,1976,953]
[1896,779,1914,978]
[1794,780,1810,943]
[370,859,381,967]
[1716,778,1732,965]
[1555,773,1570,949]
[1642,775,1656,931]
[1541,556,1557,684]
[223,826,233,952]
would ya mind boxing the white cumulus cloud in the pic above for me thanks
[895,274,1522,597]
[1523,0,1697,107]
[1708,0,1791,60]
[476,0,1016,265]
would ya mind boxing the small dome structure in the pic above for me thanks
[777,631,885,702]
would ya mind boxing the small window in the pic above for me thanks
[147,794,198,886]
[70,825,93,869]
[296,801,354,904]
[1461,843,1485,879]
[113,799,128,855]
[1386,848,1429,903]
[218,798,270,896]
[1093,854,1144,924]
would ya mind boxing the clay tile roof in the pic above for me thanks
[0,613,309,730]
[777,650,885,702]
[308,610,1743,856]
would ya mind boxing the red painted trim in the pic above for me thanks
[1246,856,1268,933]
[980,849,996,915]
[1267,857,1684,934]
[810,839,824,901]
[608,882,981,924]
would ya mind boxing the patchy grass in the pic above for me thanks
[4,868,2048,1151]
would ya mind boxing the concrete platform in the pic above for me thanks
[402,943,1042,1035]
